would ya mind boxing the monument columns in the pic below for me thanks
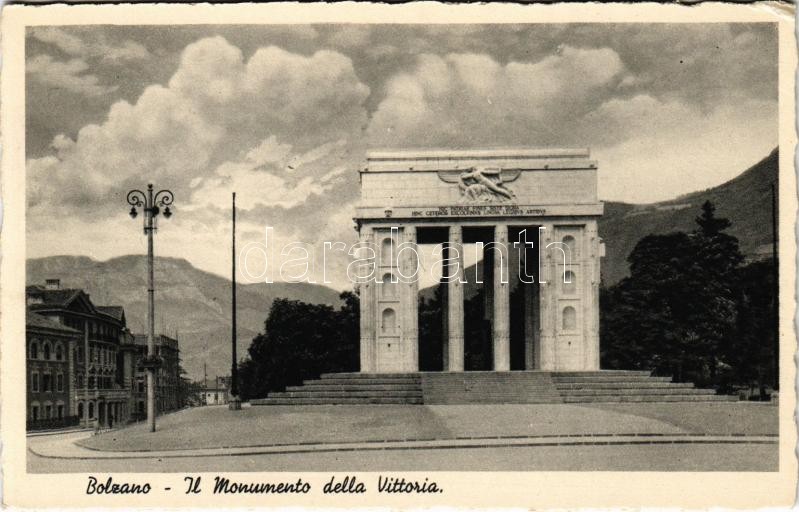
[493,224,510,371]
[358,226,375,372]
[401,225,419,372]
[586,221,601,370]
[523,245,536,370]
[447,225,465,371]
[538,223,556,370]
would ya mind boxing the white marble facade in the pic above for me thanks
[355,149,603,373]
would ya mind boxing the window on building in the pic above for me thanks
[43,373,52,392]
[381,308,397,334]
[45,405,52,418]
[78,402,84,419]
[29,341,39,359]
[31,405,39,420]
[56,373,64,392]
[138,381,145,393]
[562,235,577,255]
[31,372,39,393]
[88,402,94,419]
[562,306,577,331]
[57,405,64,418]
[563,270,577,295]
[381,237,394,266]
[43,343,51,360]
[381,273,398,299]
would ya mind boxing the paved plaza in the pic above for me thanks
[28,402,778,472]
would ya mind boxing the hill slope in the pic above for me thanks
[599,149,778,284]
[26,255,342,381]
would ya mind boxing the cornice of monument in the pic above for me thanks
[365,147,591,160]
[361,148,597,173]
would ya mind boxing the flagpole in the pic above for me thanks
[229,192,241,410]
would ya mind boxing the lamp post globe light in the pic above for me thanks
[126,184,174,433]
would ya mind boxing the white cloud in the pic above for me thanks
[367,47,625,148]
[244,136,293,167]
[593,95,778,202]
[27,36,370,220]
[190,153,340,212]
[31,27,151,62]
[366,48,777,202]
[26,55,118,97]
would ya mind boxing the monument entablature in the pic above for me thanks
[354,148,604,374]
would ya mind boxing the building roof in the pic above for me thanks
[26,312,81,335]
[27,284,127,327]
[131,334,179,349]
[26,286,84,308]
[96,306,125,321]
[200,378,229,391]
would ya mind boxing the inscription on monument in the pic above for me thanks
[411,206,546,217]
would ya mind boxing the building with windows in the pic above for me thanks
[26,279,132,428]
[122,334,181,419]
[26,312,81,429]
[201,377,230,405]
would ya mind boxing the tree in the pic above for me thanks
[720,259,777,396]
[601,201,745,388]
[238,291,359,400]
[175,362,202,407]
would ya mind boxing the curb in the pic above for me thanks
[74,431,777,453]
[31,433,778,461]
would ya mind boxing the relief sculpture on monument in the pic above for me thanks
[458,167,517,202]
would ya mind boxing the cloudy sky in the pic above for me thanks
[26,24,778,289]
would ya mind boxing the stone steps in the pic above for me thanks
[253,397,425,405]
[420,372,561,404]
[256,373,424,405]
[306,378,420,386]
[320,372,419,379]
[553,372,732,403]
[289,384,421,392]
[552,370,652,376]
[252,371,736,406]
[553,375,674,383]
[563,394,738,403]
[270,390,423,399]
[557,381,695,389]
[562,388,716,396]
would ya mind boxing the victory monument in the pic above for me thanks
[354,148,603,373]
[255,148,730,405]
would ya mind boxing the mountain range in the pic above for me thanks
[26,149,778,380]
[26,255,341,381]
[598,148,777,284]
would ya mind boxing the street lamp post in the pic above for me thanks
[127,184,174,433]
